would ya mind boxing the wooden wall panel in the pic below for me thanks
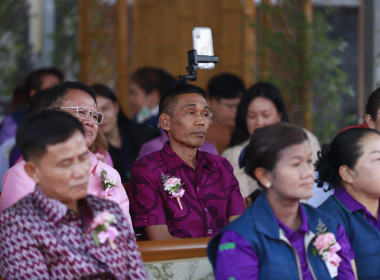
[79,0,128,104]
[80,0,257,113]
[131,0,257,92]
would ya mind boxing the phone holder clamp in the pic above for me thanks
[178,50,218,84]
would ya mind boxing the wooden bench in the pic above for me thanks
[137,237,214,279]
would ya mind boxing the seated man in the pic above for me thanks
[205,73,245,154]
[129,84,245,240]
[0,82,132,226]
[0,111,147,279]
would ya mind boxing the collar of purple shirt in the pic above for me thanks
[333,185,380,222]
[275,205,309,239]
[161,141,215,172]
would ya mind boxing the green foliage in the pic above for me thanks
[51,0,79,80]
[311,8,355,142]
[0,1,29,98]
[257,1,355,143]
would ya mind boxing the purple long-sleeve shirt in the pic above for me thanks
[215,206,355,280]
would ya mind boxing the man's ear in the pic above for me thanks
[365,114,376,129]
[339,165,355,185]
[254,167,272,189]
[159,113,171,132]
[24,161,40,183]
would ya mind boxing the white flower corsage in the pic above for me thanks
[100,169,117,199]
[161,173,185,210]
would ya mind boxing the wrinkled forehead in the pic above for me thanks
[175,93,209,110]
[62,89,97,110]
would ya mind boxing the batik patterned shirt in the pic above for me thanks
[129,142,245,238]
[0,187,147,280]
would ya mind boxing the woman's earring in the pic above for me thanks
[265,182,271,189]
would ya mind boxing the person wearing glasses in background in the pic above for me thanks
[0,110,147,279]
[0,82,132,227]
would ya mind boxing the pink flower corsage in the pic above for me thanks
[312,220,342,276]
[90,211,119,250]
[100,169,117,199]
[161,173,185,210]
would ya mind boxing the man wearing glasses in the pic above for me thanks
[0,82,132,226]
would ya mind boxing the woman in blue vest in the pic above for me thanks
[208,123,356,280]
[317,127,380,280]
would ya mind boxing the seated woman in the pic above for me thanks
[317,127,380,279]
[208,123,356,280]
[91,84,156,182]
[222,82,289,199]
[0,110,147,279]
[223,82,320,204]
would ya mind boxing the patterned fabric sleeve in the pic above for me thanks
[112,196,148,279]
[215,230,259,280]
[129,163,166,228]
[222,160,245,217]
[125,231,149,279]
[0,223,50,279]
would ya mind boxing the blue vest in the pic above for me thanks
[208,193,339,280]
[319,196,380,280]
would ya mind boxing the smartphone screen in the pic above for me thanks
[192,27,215,70]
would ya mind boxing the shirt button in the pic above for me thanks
[197,187,199,191]
[205,208,208,212]
[208,229,213,234]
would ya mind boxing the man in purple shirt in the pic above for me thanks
[0,110,147,279]
[129,84,245,240]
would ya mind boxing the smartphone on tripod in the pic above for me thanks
[192,27,215,70]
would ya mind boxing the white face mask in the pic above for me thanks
[135,106,151,124]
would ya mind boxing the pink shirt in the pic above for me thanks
[0,151,132,226]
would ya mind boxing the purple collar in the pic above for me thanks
[276,205,309,238]
[334,185,369,213]
[161,142,215,172]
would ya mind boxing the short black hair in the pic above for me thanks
[40,81,97,109]
[23,67,64,102]
[159,84,207,117]
[244,122,307,188]
[208,73,245,99]
[16,110,85,161]
[316,127,380,191]
[131,67,177,97]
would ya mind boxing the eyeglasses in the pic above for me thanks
[54,106,104,124]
